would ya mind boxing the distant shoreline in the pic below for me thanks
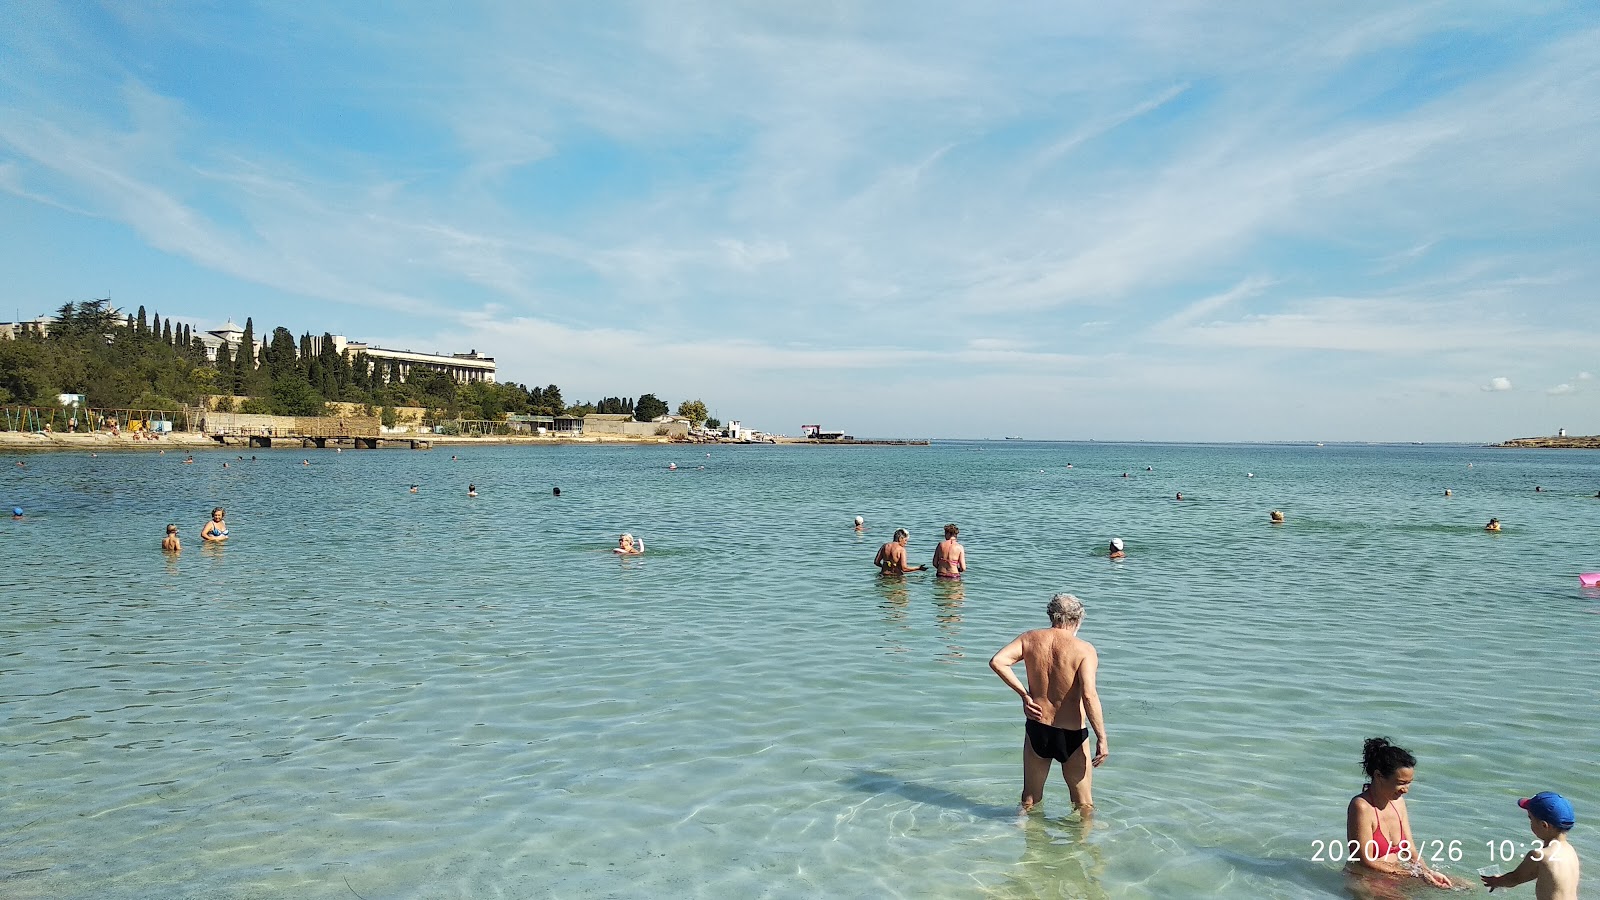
[1495,435,1600,449]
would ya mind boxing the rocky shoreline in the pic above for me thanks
[1496,434,1600,449]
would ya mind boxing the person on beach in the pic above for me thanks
[1107,538,1125,559]
[933,524,966,578]
[614,533,644,555]
[1481,792,1580,898]
[1270,510,1285,524]
[162,524,181,552]
[989,593,1107,813]
[874,529,926,575]
[1345,737,1455,888]
[853,515,865,532]
[1486,518,1502,532]
[201,507,229,543]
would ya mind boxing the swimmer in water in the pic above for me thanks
[1535,486,1543,493]
[1486,518,1501,532]
[1108,538,1125,559]
[162,524,181,552]
[1175,492,1184,501]
[10,507,22,520]
[302,459,310,466]
[933,524,966,578]
[874,529,927,575]
[201,507,229,542]
[409,485,419,493]
[467,484,478,497]
[1270,510,1285,524]
[853,516,865,532]
[184,455,194,464]
[553,487,561,496]
[614,533,644,555]
[668,463,677,470]
[1444,489,1452,497]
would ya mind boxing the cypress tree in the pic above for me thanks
[136,305,148,336]
[162,319,173,344]
[151,312,161,339]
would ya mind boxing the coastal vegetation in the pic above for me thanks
[0,299,715,426]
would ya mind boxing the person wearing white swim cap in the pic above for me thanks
[853,515,865,531]
[1108,538,1125,559]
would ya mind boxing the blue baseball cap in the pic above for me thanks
[1519,792,1576,830]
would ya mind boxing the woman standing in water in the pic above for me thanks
[1346,737,1456,889]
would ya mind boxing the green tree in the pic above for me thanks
[705,417,721,430]
[634,393,668,421]
[136,305,148,336]
[676,399,708,424]
[380,405,397,428]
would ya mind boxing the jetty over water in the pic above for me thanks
[200,412,428,449]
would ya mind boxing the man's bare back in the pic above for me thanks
[1017,628,1094,727]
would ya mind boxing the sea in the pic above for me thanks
[2,440,1596,899]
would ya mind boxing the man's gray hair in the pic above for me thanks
[893,528,909,541]
[1047,593,1084,625]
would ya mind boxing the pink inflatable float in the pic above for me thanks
[1581,572,1600,587]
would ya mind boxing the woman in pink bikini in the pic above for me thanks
[1345,736,1456,889]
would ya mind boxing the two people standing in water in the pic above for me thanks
[873,524,965,577]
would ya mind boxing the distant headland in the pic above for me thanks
[1496,433,1600,449]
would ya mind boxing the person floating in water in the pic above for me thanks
[1444,489,1452,497]
[874,528,926,575]
[10,506,22,520]
[853,516,865,532]
[552,487,561,497]
[614,533,644,555]
[201,507,229,542]
[1175,492,1184,501]
[989,593,1108,814]
[1486,518,1502,532]
[1480,792,1580,898]
[409,485,419,493]
[1108,538,1125,559]
[1270,510,1285,524]
[162,524,181,552]
[467,483,478,497]
[933,524,966,578]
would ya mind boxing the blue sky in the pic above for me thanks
[2,2,1597,441]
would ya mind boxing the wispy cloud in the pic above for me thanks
[1485,377,1513,392]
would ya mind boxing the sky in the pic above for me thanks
[2,2,1597,442]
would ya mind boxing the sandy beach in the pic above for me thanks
[0,430,686,452]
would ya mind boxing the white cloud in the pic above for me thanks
[1484,377,1512,392]
[1579,371,1594,380]
[1547,383,1575,395]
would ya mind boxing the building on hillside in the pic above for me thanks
[199,320,264,362]
[0,315,55,339]
[307,334,495,385]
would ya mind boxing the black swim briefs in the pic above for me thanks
[1024,720,1089,763]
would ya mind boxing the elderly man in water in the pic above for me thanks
[989,593,1108,813]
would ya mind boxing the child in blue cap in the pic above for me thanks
[1481,791,1579,898]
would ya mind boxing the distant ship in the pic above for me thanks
[1004,436,1024,440]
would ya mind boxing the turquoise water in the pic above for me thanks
[2,441,1597,899]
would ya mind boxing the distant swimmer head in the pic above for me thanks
[1110,538,1124,551]
[1270,510,1285,523]
[1047,593,1084,626]
[11,507,22,517]
[854,515,864,526]
[1444,489,1452,497]
[1485,518,1501,531]
[553,487,561,496]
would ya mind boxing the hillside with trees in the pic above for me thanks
[0,300,717,427]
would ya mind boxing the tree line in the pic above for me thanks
[0,299,720,427]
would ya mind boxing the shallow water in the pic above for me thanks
[2,441,1597,898]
